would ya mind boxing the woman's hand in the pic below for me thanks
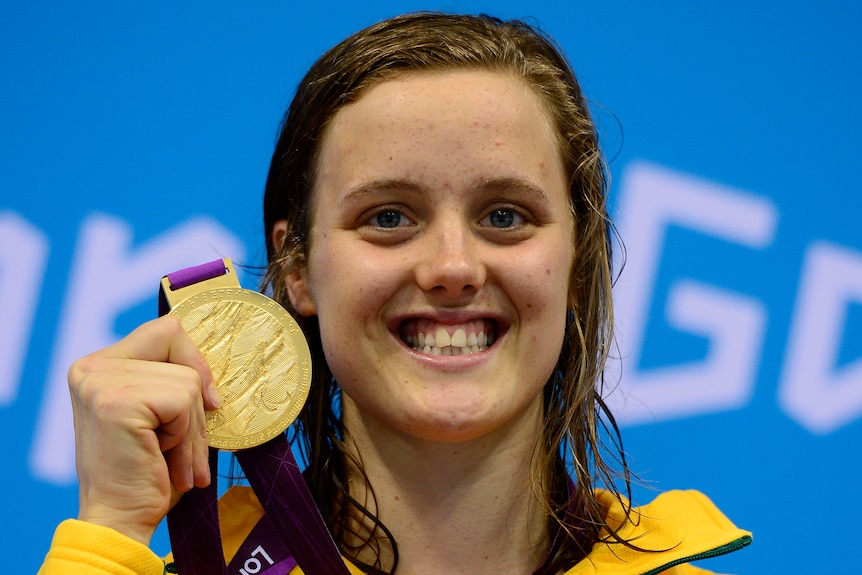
[68,314,221,545]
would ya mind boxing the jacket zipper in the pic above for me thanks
[640,535,753,575]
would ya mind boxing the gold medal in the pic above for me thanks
[161,259,311,450]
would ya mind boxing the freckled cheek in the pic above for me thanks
[522,253,569,295]
[315,248,397,315]
[508,273,550,316]
[508,254,571,341]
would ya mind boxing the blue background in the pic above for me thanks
[3,2,860,573]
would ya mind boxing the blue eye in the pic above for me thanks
[488,209,514,228]
[374,210,406,228]
[483,209,524,228]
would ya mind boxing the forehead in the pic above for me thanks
[332,69,554,137]
[313,69,564,191]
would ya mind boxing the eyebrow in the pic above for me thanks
[338,179,426,208]
[475,177,551,204]
[338,176,552,207]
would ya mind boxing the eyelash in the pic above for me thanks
[364,207,415,229]
[478,207,528,229]
[358,203,533,239]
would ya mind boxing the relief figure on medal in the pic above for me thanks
[182,299,298,441]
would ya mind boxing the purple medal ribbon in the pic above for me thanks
[161,260,350,575]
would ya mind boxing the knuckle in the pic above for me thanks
[87,384,124,414]
[67,354,101,394]
[159,314,185,337]
[151,315,190,350]
[190,353,211,379]
[159,312,179,327]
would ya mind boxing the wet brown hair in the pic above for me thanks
[261,12,632,574]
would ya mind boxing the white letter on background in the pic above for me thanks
[31,213,245,484]
[780,242,862,434]
[609,162,777,425]
[0,212,49,405]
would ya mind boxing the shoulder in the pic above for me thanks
[562,490,752,575]
[38,519,166,575]
[212,486,752,575]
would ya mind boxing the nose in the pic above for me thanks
[415,217,486,299]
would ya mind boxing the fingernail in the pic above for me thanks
[209,383,222,409]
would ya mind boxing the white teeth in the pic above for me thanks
[408,327,493,355]
[435,328,451,347]
[451,329,467,347]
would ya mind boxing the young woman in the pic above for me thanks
[39,13,750,575]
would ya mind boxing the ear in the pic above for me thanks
[272,220,317,317]
[286,267,317,317]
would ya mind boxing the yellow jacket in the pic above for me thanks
[39,487,751,575]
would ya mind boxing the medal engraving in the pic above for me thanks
[170,287,311,450]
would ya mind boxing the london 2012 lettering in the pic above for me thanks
[1,161,860,486]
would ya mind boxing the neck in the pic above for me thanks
[341,397,550,575]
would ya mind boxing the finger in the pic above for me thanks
[164,433,195,492]
[156,378,211,491]
[159,403,201,491]
[107,315,221,410]
[191,405,212,488]
[163,422,211,492]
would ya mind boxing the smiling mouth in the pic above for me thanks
[399,318,497,356]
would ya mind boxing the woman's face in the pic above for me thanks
[284,70,574,444]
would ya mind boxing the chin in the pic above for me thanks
[399,404,520,444]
